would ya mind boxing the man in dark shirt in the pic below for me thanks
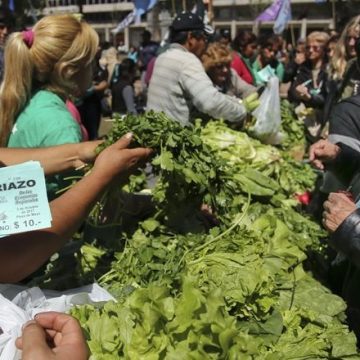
[77,49,109,140]
[138,30,159,90]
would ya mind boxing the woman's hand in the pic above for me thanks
[77,140,103,164]
[295,84,311,101]
[322,192,357,233]
[16,312,89,360]
[91,132,152,184]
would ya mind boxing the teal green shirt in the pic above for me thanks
[252,59,285,86]
[8,90,82,199]
[8,90,81,147]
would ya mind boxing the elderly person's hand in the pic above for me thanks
[308,139,341,170]
[16,312,89,360]
[322,192,357,233]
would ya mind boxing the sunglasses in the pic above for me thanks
[214,62,230,70]
[305,45,323,52]
[265,46,275,52]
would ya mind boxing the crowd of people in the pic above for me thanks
[1,4,360,358]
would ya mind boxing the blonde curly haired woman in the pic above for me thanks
[201,42,256,99]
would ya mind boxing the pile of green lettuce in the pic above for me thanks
[72,203,357,359]
[29,110,358,358]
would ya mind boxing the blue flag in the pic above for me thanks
[273,0,291,34]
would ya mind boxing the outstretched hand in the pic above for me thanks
[16,312,89,360]
[308,139,340,170]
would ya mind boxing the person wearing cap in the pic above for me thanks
[147,12,255,127]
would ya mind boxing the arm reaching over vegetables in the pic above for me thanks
[0,140,102,175]
[0,134,151,283]
[16,312,89,360]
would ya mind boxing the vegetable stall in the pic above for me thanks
[30,102,360,359]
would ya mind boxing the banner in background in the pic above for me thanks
[256,0,282,22]
[111,10,135,34]
[273,0,292,34]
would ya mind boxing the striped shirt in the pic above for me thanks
[147,43,247,127]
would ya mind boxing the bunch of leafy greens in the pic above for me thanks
[279,100,306,152]
[200,121,316,219]
[95,111,224,233]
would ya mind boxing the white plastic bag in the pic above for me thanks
[0,283,114,360]
[250,76,283,144]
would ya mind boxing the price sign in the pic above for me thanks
[0,161,52,236]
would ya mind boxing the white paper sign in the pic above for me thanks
[0,161,52,236]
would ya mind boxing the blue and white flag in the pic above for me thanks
[111,10,136,34]
[273,0,291,34]
[112,0,158,33]
[134,0,158,24]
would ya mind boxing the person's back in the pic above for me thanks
[147,12,248,127]
[147,44,201,125]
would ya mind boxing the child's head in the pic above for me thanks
[0,14,99,146]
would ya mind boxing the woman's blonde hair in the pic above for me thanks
[0,14,99,146]
[306,31,330,47]
[201,42,232,71]
[329,15,360,80]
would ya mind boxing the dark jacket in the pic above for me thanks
[330,209,360,268]
[288,60,328,109]
[322,95,360,196]
[329,209,360,340]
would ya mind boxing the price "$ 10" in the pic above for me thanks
[14,219,38,229]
